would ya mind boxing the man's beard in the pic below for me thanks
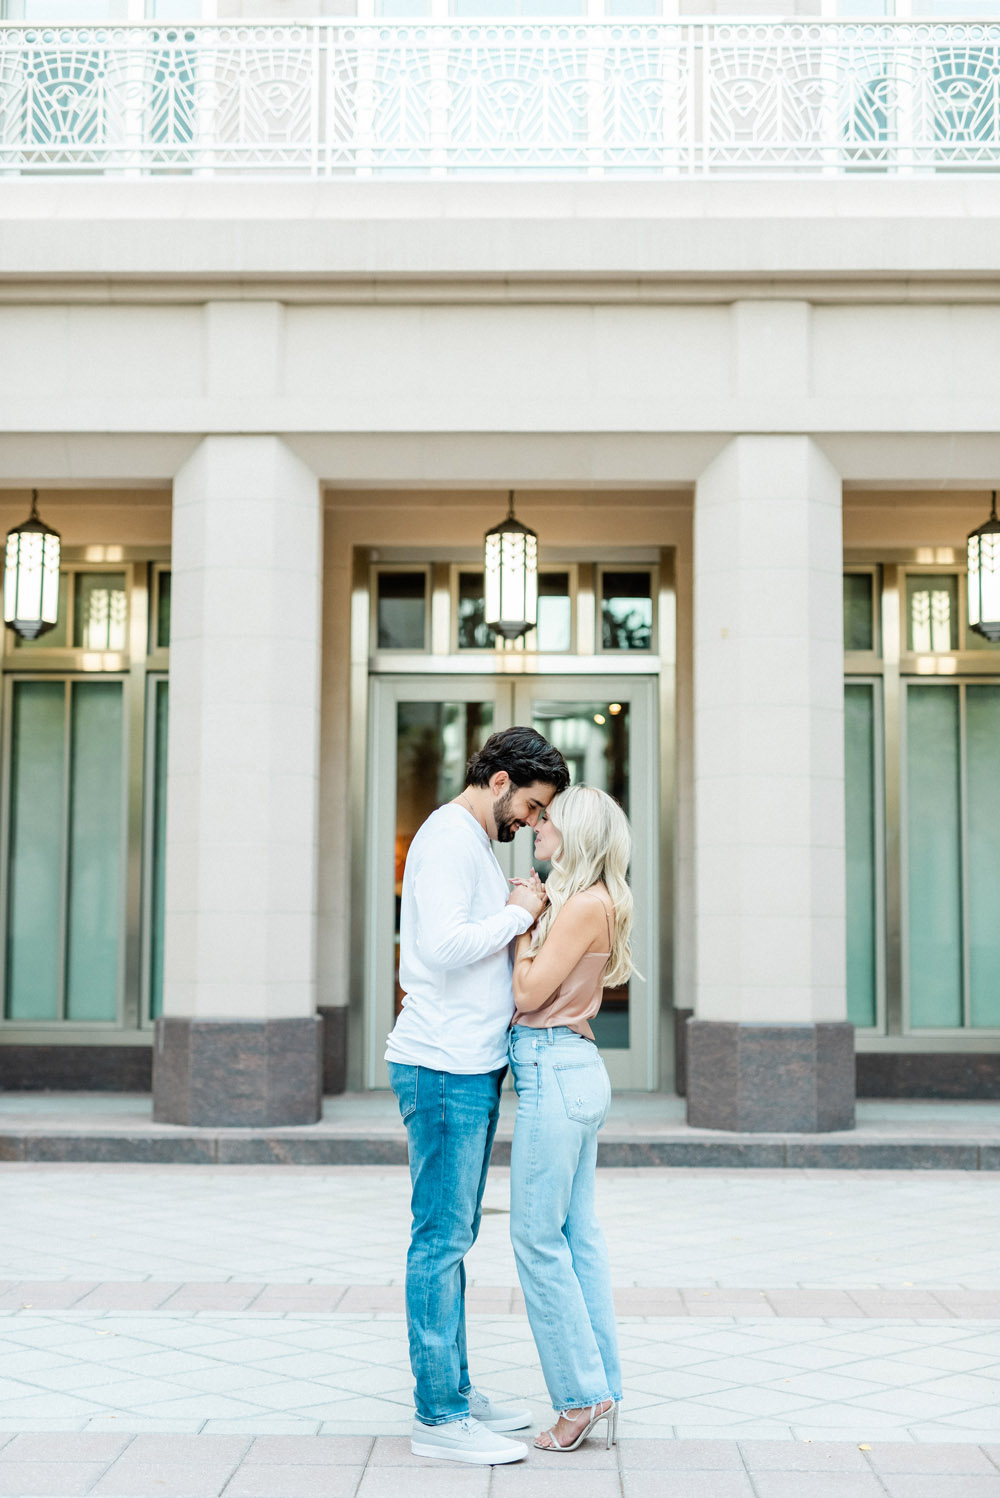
[492,786,519,843]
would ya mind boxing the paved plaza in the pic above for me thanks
[1,1158,999,1494]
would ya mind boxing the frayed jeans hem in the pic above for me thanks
[556,1393,618,1414]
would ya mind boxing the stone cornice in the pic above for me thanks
[2,179,1000,294]
[2,277,1000,307]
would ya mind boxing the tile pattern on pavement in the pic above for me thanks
[3,1166,999,1289]
[1,1310,999,1442]
[0,1435,997,1498]
[3,1284,1000,1316]
[3,1284,1000,1317]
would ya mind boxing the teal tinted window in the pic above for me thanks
[6,682,66,1020]
[5,679,125,1023]
[152,0,200,16]
[906,686,963,1028]
[65,683,123,1022]
[156,571,171,650]
[450,0,583,11]
[912,1,1000,18]
[518,0,583,12]
[537,573,571,652]
[149,680,169,1021]
[906,574,958,653]
[75,573,127,651]
[377,572,427,651]
[845,683,878,1028]
[967,686,1000,1027]
[844,573,874,652]
[457,570,568,649]
[601,571,652,651]
[23,0,117,15]
[457,572,495,650]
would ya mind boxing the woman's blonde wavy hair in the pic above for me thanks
[533,784,635,988]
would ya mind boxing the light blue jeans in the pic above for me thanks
[387,1061,505,1426]
[508,1024,622,1413]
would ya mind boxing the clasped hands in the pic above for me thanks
[507,868,548,923]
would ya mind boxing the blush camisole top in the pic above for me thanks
[511,888,615,1041]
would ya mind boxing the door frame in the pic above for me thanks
[364,672,659,1089]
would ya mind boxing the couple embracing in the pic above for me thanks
[385,725,634,1466]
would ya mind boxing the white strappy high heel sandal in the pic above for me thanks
[534,1399,619,1452]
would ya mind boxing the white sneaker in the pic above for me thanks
[464,1385,533,1432]
[411,1415,528,1465]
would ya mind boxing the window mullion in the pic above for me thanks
[58,680,71,1023]
[959,682,971,1031]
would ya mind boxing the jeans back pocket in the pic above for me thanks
[387,1062,418,1122]
[553,1059,611,1127]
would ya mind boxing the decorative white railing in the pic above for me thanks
[2,20,1000,176]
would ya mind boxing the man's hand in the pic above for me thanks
[507,870,548,922]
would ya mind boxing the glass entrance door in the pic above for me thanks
[366,674,658,1088]
[510,678,656,1086]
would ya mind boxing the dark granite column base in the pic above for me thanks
[153,1017,323,1127]
[686,1020,856,1133]
[317,1006,347,1095]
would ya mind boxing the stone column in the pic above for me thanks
[153,437,323,1127]
[688,436,854,1133]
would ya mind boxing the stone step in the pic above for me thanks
[1,1093,998,1168]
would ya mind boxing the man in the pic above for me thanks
[386,725,570,1466]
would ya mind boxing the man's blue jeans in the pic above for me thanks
[388,1062,506,1425]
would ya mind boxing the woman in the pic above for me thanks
[508,783,634,1454]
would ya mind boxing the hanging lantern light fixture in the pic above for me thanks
[484,490,538,642]
[967,491,1000,643]
[4,490,61,641]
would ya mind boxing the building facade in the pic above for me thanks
[0,3,999,1127]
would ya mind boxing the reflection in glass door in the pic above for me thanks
[512,678,655,1088]
[367,675,657,1089]
[392,699,495,1017]
[367,678,505,1085]
[526,698,631,1051]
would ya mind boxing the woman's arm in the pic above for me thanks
[512,895,605,1012]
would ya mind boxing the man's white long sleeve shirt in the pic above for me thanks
[385,803,534,1074]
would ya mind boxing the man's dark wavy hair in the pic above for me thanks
[466,726,570,793]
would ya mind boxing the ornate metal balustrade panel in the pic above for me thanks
[1,20,1000,175]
